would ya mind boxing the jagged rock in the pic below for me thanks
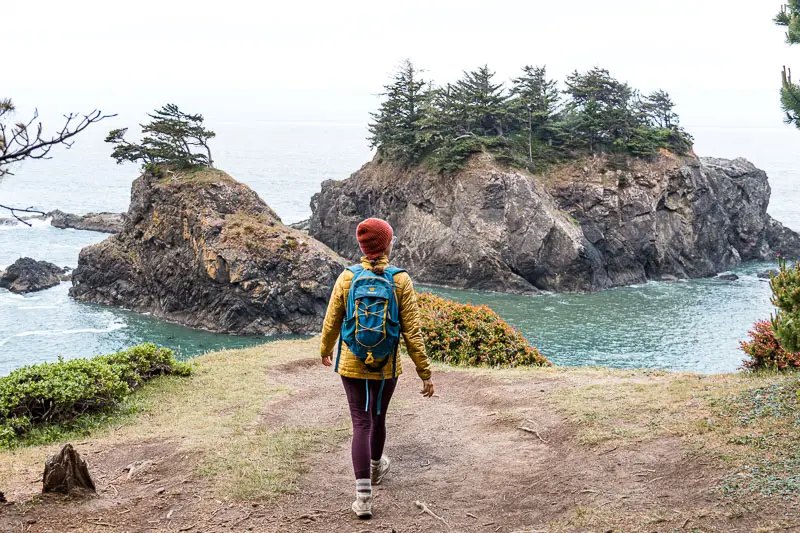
[48,209,125,233]
[42,444,95,494]
[717,274,739,281]
[0,491,6,503]
[0,258,66,293]
[70,167,345,335]
[309,153,800,293]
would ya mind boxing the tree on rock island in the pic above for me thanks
[0,98,113,224]
[106,104,216,169]
[368,59,427,166]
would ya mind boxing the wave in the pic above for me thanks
[0,322,126,348]
[16,305,60,310]
[0,291,26,300]
[0,217,52,231]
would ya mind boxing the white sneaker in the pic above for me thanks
[352,493,373,519]
[371,455,391,485]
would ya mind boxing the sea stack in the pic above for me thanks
[71,167,346,335]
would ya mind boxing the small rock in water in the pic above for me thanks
[757,269,779,279]
[0,257,65,293]
[717,273,739,281]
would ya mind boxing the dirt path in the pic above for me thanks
[0,356,795,532]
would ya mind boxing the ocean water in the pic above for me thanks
[0,122,797,375]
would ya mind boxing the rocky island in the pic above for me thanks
[309,61,800,293]
[310,153,800,293]
[70,167,345,335]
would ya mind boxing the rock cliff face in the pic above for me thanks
[71,168,345,335]
[309,153,800,293]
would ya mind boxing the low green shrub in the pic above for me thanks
[417,292,551,367]
[740,319,800,371]
[0,343,191,447]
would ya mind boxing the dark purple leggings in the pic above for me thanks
[341,376,398,480]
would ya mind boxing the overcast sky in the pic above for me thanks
[4,1,797,128]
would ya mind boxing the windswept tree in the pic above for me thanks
[451,65,510,137]
[563,68,636,153]
[639,90,679,129]
[368,60,427,165]
[776,2,800,127]
[106,104,216,169]
[0,98,113,224]
[510,65,561,163]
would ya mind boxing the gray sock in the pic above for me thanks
[356,478,372,496]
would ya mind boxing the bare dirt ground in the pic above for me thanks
[1,348,798,533]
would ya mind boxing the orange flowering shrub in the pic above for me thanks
[417,292,551,367]
[740,319,800,371]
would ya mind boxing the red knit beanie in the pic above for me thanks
[356,218,393,259]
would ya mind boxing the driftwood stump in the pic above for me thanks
[42,443,96,494]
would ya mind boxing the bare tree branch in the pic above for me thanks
[0,106,116,177]
[0,204,46,226]
[0,100,115,221]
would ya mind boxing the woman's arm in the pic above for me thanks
[320,271,347,360]
[396,274,432,381]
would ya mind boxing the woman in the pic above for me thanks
[320,217,435,519]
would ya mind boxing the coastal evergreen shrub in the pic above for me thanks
[740,319,800,371]
[0,343,191,447]
[770,257,800,353]
[417,293,550,367]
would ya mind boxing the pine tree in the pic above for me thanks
[776,2,800,127]
[106,104,215,169]
[563,68,635,153]
[510,65,561,163]
[451,65,510,137]
[415,84,459,151]
[639,90,679,129]
[368,59,427,165]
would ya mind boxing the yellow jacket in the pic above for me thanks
[320,256,432,381]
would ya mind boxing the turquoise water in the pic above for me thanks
[425,261,776,373]
[0,122,797,375]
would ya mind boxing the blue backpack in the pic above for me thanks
[335,264,405,415]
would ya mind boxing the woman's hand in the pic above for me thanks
[420,379,435,398]
[321,355,333,367]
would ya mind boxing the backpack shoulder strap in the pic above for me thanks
[384,266,407,279]
[346,265,366,284]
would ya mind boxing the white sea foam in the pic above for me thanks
[16,305,60,310]
[0,217,52,231]
[0,322,126,348]
[0,291,25,300]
